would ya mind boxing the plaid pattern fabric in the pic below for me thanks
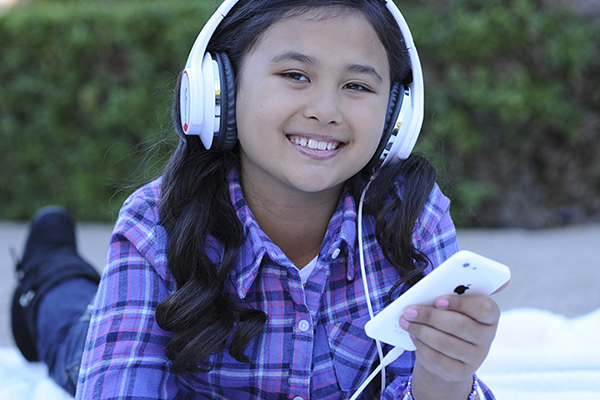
[76,169,495,399]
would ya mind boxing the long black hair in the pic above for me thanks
[155,0,436,373]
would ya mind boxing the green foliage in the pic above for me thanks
[1,0,599,227]
[403,0,600,227]
[0,0,214,221]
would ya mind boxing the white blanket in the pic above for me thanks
[0,348,71,400]
[1,308,599,399]
[478,308,600,399]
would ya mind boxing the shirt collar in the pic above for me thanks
[227,168,359,299]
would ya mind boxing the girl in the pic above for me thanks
[12,0,501,398]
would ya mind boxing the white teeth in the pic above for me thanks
[291,136,338,151]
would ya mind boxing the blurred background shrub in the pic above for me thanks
[0,0,206,221]
[0,0,599,227]
[404,0,600,228]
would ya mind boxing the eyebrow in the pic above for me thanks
[271,51,317,66]
[271,51,384,84]
[344,64,383,84]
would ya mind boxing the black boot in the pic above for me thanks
[11,206,101,361]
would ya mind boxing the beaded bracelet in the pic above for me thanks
[406,374,478,400]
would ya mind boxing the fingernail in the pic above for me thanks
[399,316,410,330]
[405,307,418,319]
[436,298,449,309]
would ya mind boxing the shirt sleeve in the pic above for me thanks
[380,184,496,399]
[76,186,185,399]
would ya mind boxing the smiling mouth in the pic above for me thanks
[288,135,343,151]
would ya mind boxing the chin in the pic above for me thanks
[287,175,348,195]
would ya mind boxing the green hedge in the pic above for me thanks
[1,0,599,227]
[403,0,600,227]
[0,0,208,221]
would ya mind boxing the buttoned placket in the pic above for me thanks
[287,245,349,400]
[286,264,315,400]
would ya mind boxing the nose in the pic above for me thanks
[303,86,343,126]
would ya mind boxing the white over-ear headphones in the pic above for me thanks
[179,0,424,171]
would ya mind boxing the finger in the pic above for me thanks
[401,306,492,347]
[402,309,493,377]
[435,294,500,325]
[403,317,477,361]
[410,334,475,382]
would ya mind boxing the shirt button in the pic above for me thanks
[331,248,341,259]
[298,319,310,332]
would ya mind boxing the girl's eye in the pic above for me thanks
[344,82,373,93]
[281,72,309,82]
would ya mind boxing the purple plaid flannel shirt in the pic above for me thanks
[76,169,495,399]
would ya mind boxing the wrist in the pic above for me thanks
[408,363,478,400]
[406,374,478,400]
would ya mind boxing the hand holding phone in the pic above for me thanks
[364,250,511,351]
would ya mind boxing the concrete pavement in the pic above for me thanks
[1,221,599,347]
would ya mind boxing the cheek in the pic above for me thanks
[235,88,264,145]
[356,104,388,153]
[236,82,286,136]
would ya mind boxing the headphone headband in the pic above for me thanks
[180,0,424,166]
[180,0,238,146]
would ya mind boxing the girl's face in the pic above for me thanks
[236,10,391,201]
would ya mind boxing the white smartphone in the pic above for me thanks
[364,250,511,351]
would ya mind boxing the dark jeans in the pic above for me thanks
[36,278,97,396]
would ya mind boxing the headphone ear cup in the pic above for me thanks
[382,83,402,145]
[212,52,238,150]
[364,83,402,173]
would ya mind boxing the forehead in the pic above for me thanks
[262,6,380,46]
[245,8,390,75]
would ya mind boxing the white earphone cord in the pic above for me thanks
[351,178,404,400]
[349,347,405,400]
